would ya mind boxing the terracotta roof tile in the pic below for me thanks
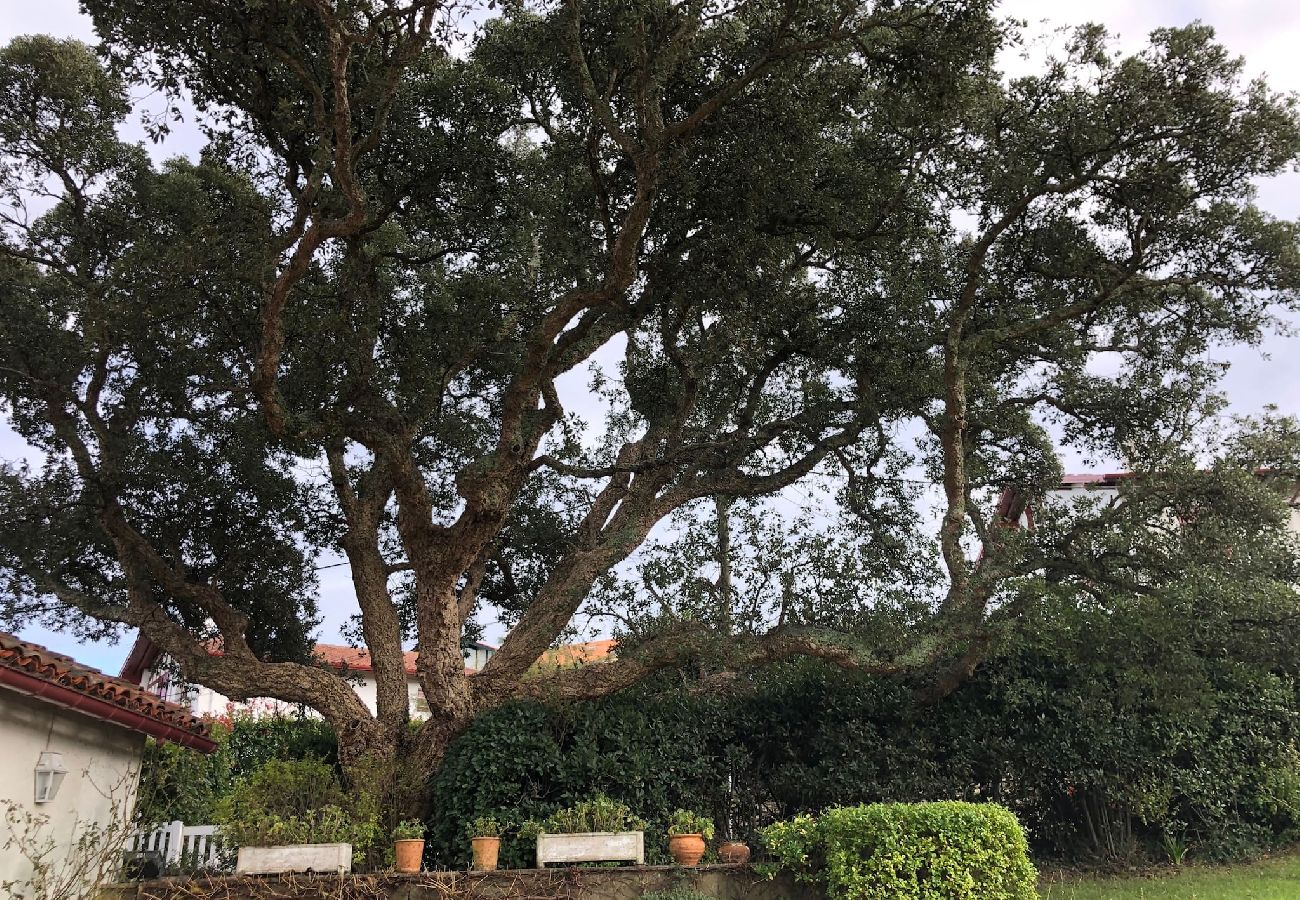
[0,631,214,750]
[312,643,479,677]
[536,639,617,668]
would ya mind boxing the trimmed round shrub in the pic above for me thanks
[762,801,1037,899]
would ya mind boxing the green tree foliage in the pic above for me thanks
[136,712,337,828]
[2,0,1299,804]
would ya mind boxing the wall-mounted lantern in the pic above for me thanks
[34,751,67,804]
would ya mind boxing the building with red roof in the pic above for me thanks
[119,634,622,721]
[0,631,215,891]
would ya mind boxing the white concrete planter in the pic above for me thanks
[536,831,644,867]
[235,842,352,875]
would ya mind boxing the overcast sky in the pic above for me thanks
[2,0,1298,674]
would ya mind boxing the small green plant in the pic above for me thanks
[393,820,425,841]
[538,795,646,834]
[639,888,717,900]
[1161,829,1191,866]
[468,816,502,838]
[667,810,715,841]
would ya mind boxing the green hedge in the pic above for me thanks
[427,596,1300,865]
[136,711,337,828]
[762,802,1038,900]
[139,586,1300,867]
[213,758,381,868]
[424,696,726,867]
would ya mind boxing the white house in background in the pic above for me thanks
[995,471,1300,535]
[119,637,502,721]
[120,635,618,722]
[0,631,215,894]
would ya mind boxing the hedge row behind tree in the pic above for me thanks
[425,583,1300,866]
[139,581,1300,867]
[135,713,337,829]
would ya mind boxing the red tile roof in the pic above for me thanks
[315,640,614,674]
[1059,472,1136,488]
[313,642,416,674]
[535,639,617,668]
[312,643,480,677]
[0,632,216,752]
[121,634,611,691]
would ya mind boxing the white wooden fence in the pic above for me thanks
[130,821,224,871]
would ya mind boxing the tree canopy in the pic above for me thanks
[2,0,1300,787]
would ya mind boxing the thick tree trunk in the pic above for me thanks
[334,702,474,822]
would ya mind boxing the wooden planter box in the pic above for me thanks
[235,842,352,875]
[536,831,644,867]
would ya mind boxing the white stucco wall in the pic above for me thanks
[173,672,437,721]
[138,643,496,723]
[0,690,145,896]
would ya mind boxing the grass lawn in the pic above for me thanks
[1039,853,1300,899]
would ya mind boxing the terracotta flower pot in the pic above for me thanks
[717,841,750,864]
[668,833,706,866]
[394,839,425,873]
[471,836,501,871]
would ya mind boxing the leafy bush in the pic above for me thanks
[216,757,346,820]
[540,795,647,834]
[425,693,726,867]
[136,711,336,828]
[468,816,502,838]
[667,810,715,840]
[393,820,425,841]
[213,757,380,866]
[220,804,365,848]
[762,802,1038,900]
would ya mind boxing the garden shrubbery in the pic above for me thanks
[136,710,337,828]
[138,587,1300,869]
[428,591,1300,866]
[762,802,1038,900]
[212,757,381,867]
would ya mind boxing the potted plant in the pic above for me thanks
[666,810,714,866]
[469,816,502,871]
[532,795,647,867]
[717,838,750,864]
[215,759,381,875]
[392,819,425,873]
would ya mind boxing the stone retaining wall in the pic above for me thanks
[100,864,819,900]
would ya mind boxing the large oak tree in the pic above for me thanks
[3,0,1300,807]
